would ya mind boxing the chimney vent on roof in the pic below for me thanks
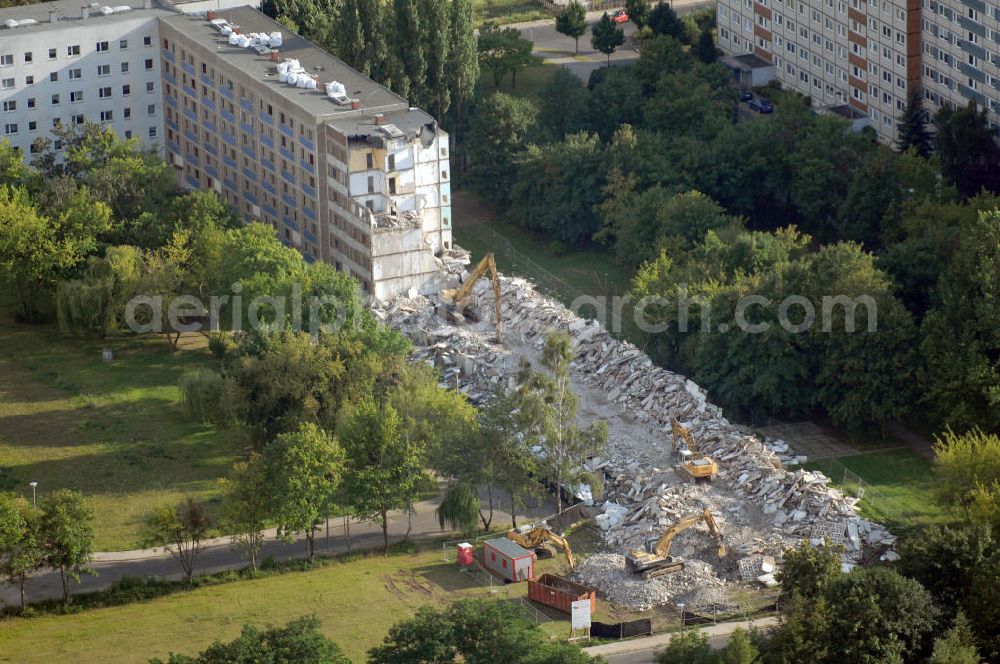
[49,9,57,22]
[351,99,361,110]
[374,113,386,125]
[81,6,90,19]
[270,50,280,62]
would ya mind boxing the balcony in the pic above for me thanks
[303,206,316,221]
[222,132,236,147]
[184,129,198,143]
[220,86,233,100]
[165,95,177,108]
[279,123,293,138]
[243,190,257,204]
[166,117,178,130]
[282,192,296,208]
[261,134,274,148]
[202,96,216,111]
[200,74,215,88]
[283,216,299,230]
[186,174,199,189]
[162,49,175,63]
[205,164,218,178]
[263,203,277,217]
[241,145,255,159]
[204,143,217,156]
[300,158,314,174]
[262,180,276,195]
[239,97,253,112]
[261,157,275,171]
[185,152,199,166]
[242,166,258,182]
[203,119,216,133]
[183,107,197,123]
[958,84,987,105]
[167,140,180,154]
[182,85,197,99]
[224,178,236,191]
[180,61,194,75]
[223,154,237,168]
[298,135,314,151]
[301,182,316,198]
[281,170,296,184]
[163,71,176,86]
[279,146,295,161]
[221,109,235,124]
[304,230,317,244]
[259,112,273,125]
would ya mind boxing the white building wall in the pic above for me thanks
[0,13,164,156]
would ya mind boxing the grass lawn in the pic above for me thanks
[0,545,608,664]
[478,63,561,102]
[0,320,240,550]
[473,0,550,26]
[804,449,949,532]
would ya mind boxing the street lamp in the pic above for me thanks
[28,481,37,507]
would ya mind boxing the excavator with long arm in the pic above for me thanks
[671,418,718,483]
[625,508,727,580]
[506,524,576,571]
[440,252,502,342]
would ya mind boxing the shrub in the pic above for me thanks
[179,369,225,422]
[208,332,230,359]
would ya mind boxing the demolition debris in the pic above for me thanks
[373,255,898,610]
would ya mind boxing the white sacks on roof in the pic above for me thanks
[268,31,283,47]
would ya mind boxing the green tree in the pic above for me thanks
[934,102,1000,198]
[444,0,478,167]
[0,493,42,612]
[265,423,345,563]
[392,0,427,101]
[480,389,540,528]
[591,13,626,66]
[693,27,717,63]
[340,399,428,554]
[436,482,480,537]
[920,210,1000,431]
[719,627,760,664]
[517,332,608,517]
[477,24,536,88]
[930,612,982,664]
[823,567,939,664]
[143,498,213,584]
[555,1,588,54]
[467,92,538,206]
[625,0,651,27]
[39,489,95,605]
[656,629,713,664]
[420,0,451,121]
[647,1,685,39]
[219,457,270,572]
[777,540,843,599]
[897,89,933,158]
[149,615,350,664]
[538,68,591,141]
[932,429,1000,516]
[767,591,831,663]
[331,0,365,70]
[56,245,145,336]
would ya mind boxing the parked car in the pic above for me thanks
[748,97,774,114]
[739,89,754,102]
[611,9,629,23]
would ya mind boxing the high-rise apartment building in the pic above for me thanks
[920,0,1000,127]
[718,0,922,141]
[1,1,452,299]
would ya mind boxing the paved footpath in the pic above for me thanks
[585,617,781,664]
[2,493,552,607]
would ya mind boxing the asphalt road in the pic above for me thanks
[586,617,780,663]
[1,490,554,607]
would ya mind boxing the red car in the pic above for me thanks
[610,9,629,23]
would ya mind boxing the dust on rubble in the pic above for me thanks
[372,255,898,611]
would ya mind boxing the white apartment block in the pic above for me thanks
[718,0,923,142]
[0,0,166,155]
[921,0,1000,129]
[1,1,453,300]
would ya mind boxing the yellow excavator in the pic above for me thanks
[506,524,576,571]
[671,418,718,484]
[625,508,727,580]
[440,252,502,342]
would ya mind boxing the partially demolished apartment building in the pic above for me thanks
[0,1,451,299]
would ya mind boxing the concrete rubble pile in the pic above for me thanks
[372,264,898,609]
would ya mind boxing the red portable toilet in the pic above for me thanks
[456,542,474,567]
[483,538,535,582]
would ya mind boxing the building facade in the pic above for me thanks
[920,0,1000,127]
[1,1,452,299]
[718,0,923,141]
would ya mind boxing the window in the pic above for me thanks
[124,107,131,119]
[146,81,155,93]
[97,64,111,76]
[119,39,128,49]
[48,48,57,60]
[50,72,58,82]
[144,58,153,70]
[26,98,35,109]
[147,103,156,116]
[367,176,375,193]
[25,75,33,85]
[28,121,36,132]
[73,113,84,125]
[1,78,14,90]
[68,45,80,57]
[99,87,112,98]
[2,101,14,112]
[121,62,129,74]
[123,84,131,96]
[96,41,109,52]
[148,126,157,138]
[100,110,113,123]
[366,153,374,169]
[3,124,17,135]
[69,68,81,80]
[0,54,11,67]
[23,52,33,63]
[70,91,83,103]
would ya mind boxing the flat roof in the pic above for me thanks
[485,538,533,559]
[328,107,437,142]
[161,7,411,121]
[825,104,868,120]
[732,53,774,70]
[0,0,167,35]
